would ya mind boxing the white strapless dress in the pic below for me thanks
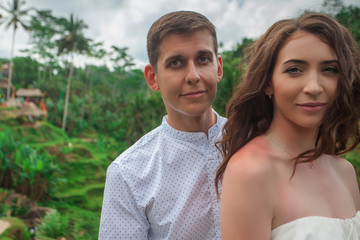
[271,211,360,240]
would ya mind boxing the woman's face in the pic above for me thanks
[268,31,339,129]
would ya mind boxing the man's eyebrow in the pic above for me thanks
[164,55,182,64]
[198,50,213,55]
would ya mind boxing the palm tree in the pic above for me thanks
[0,0,34,100]
[26,10,60,81]
[57,13,90,131]
[110,46,134,72]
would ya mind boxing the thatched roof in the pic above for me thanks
[0,79,12,89]
[15,102,45,118]
[1,64,9,70]
[5,98,22,108]
[16,88,42,97]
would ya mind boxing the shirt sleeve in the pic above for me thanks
[98,162,149,239]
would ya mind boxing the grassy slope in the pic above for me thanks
[0,107,125,239]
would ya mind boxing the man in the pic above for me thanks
[99,10,225,239]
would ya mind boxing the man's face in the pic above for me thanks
[146,29,222,129]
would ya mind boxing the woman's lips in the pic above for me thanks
[297,102,326,112]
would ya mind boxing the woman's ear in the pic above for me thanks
[265,84,273,98]
[144,64,160,91]
[265,87,273,96]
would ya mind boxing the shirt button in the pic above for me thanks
[208,155,213,160]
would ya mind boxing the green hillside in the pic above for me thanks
[0,107,124,239]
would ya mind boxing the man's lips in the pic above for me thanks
[180,90,207,97]
[297,102,327,112]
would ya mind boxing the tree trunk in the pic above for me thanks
[6,27,16,100]
[62,57,74,131]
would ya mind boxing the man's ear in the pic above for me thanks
[144,64,160,91]
[216,55,223,83]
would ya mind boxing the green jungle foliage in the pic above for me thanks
[0,127,60,201]
[0,0,359,239]
[0,119,121,239]
[37,211,69,239]
[0,217,31,240]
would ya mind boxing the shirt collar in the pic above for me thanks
[161,110,223,142]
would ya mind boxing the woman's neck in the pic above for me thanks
[265,121,318,156]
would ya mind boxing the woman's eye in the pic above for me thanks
[285,67,301,74]
[323,66,339,74]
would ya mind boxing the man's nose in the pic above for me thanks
[185,62,200,84]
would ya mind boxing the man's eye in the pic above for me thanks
[170,60,180,66]
[199,56,208,62]
[199,56,212,63]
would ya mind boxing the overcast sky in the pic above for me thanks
[0,0,359,68]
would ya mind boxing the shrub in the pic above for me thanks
[0,217,31,240]
[38,211,69,238]
[0,128,61,201]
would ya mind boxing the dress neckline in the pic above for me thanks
[272,211,360,232]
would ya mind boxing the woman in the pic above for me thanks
[215,12,360,240]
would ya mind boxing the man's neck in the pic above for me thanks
[166,110,217,136]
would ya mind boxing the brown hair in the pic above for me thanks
[215,12,360,194]
[146,10,218,71]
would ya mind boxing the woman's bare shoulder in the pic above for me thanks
[220,135,276,239]
[328,154,360,208]
[329,154,357,175]
[226,136,275,182]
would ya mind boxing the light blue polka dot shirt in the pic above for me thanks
[99,111,226,239]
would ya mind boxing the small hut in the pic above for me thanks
[0,79,15,101]
[15,102,46,120]
[16,88,43,105]
[16,88,42,97]
[0,79,11,89]
[1,63,9,79]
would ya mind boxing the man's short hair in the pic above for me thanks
[146,10,218,70]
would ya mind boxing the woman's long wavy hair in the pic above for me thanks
[215,12,360,194]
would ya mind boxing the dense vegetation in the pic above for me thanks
[0,0,359,239]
